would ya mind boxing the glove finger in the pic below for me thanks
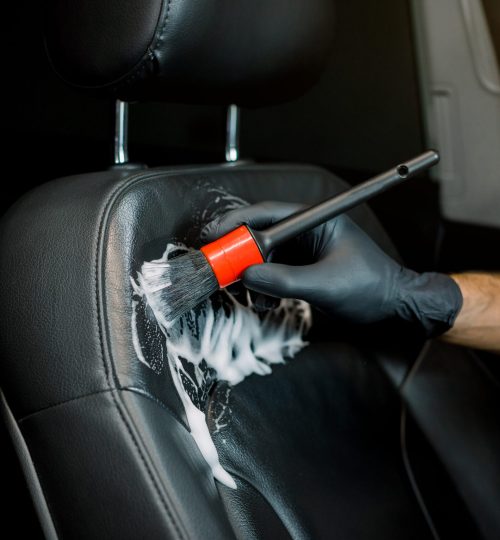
[251,292,281,312]
[201,201,305,242]
[225,282,250,306]
[242,262,310,299]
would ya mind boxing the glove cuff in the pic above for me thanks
[396,271,463,338]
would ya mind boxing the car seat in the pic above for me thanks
[1,2,498,539]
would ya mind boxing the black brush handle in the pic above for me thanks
[251,150,440,257]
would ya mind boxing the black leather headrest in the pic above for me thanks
[44,0,335,107]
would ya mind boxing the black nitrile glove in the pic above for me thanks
[201,202,463,337]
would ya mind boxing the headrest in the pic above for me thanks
[44,0,335,107]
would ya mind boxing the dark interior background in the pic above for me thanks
[2,0,500,536]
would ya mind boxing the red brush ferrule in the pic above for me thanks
[200,225,264,288]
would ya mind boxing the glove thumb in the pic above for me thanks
[242,263,304,299]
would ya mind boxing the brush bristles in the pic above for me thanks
[138,250,219,324]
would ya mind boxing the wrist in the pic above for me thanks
[395,270,464,337]
[442,273,500,351]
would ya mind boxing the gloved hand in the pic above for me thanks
[201,201,463,337]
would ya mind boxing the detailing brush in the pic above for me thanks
[140,150,440,323]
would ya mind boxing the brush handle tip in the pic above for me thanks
[254,150,440,256]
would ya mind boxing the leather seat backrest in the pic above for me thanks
[0,164,407,538]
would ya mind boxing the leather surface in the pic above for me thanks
[0,163,418,538]
[0,163,397,419]
[210,343,433,539]
[20,391,232,539]
[402,341,500,540]
[44,0,336,106]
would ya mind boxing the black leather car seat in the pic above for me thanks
[1,2,498,539]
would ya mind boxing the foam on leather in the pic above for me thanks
[132,247,311,488]
[131,190,312,488]
[44,0,336,105]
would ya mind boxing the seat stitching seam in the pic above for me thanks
[121,387,189,430]
[17,389,114,423]
[111,390,188,540]
[16,387,189,430]
[94,171,188,540]
[119,0,172,91]
[153,0,172,55]
[53,0,171,92]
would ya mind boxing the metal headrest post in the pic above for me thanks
[225,104,240,163]
[114,100,129,165]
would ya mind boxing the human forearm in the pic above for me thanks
[443,273,500,352]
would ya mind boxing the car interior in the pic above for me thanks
[2,1,499,539]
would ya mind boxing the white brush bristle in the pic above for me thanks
[138,250,219,324]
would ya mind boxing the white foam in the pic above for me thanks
[130,190,312,489]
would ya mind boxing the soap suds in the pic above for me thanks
[131,188,311,488]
